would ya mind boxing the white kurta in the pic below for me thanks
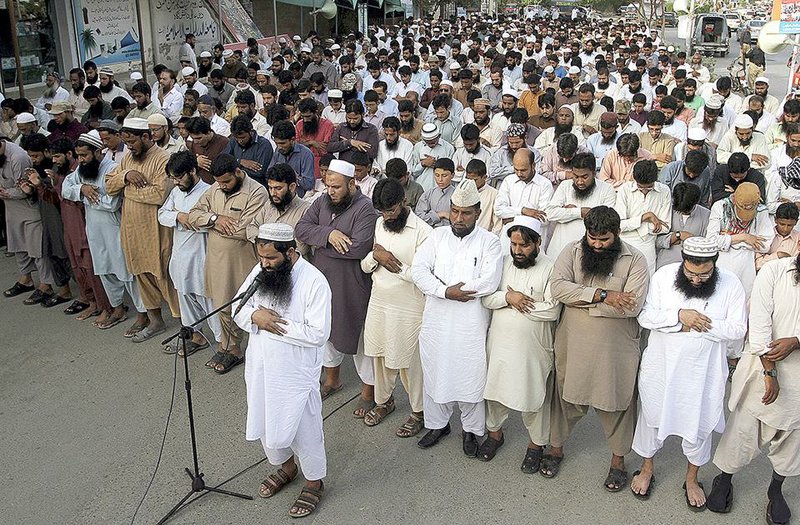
[545,178,617,259]
[361,212,432,368]
[707,201,775,299]
[637,264,748,444]
[61,157,129,279]
[157,181,212,295]
[411,225,503,404]
[233,257,332,449]
[374,137,415,176]
[482,255,561,412]
[615,181,672,275]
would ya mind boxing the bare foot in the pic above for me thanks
[631,470,654,495]
[686,479,706,508]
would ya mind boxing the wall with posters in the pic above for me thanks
[149,0,220,67]
[72,0,142,66]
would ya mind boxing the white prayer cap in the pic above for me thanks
[122,117,150,131]
[734,114,754,129]
[451,178,481,207]
[130,72,143,81]
[199,51,213,58]
[328,159,355,178]
[507,216,542,236]
[682,236,719,259]
[440,79,454,88]
[300,44,312,53]
[331,43,341,51]
[15,112,36,124]
[502,87,519,99]
[78,130,104,149]
[543,65,555,74]
[257,222,295,242]
[449,62,461,70]
[687,127,707,141]
[421,122,440,141]
[147,113,169,127]
[99,66,114,76]
[222,49,234,58]
[293,35,302,41]
[755,76,770,85]
[568,65,581,75]
[256,69,270,76]
[327,89,343,99]
[181,66,196,77]
[705,94,724,110]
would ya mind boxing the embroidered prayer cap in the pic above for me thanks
[331,44,341,51]
[681,237,718,259]
[543,65,555,73]
[49,101,73,115]
[328,159,355,178]
[222,49,234,58]
[99,66,114,76]
[687,127,707,141]
[451,178,481,207]
[147,113,169,127]
[78,130,104,150]
[421,122,441,141]
[705,94,724,110]
[733,114,754,129]
[568,66,581,75]
[293,35,302,41]
[97,119,120,132]
[256,69,270,77]
[15,112,36,124]
[508,216,542,236]
[732,182,761,222]
[440,79,454,88]
[257,222,295,242]
[449,62,461,70]
[341,73,358,90]
[506,123,527,137]
[181,66,196,77]
[328,89,343,99]
[473,98,491,109]
[121,117,150,131]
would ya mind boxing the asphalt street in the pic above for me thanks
[0,29,796,525]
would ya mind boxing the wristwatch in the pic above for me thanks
[599,289,608,302]
[675,231,682,242]
[209,214,219,225]
[763,369,778,378]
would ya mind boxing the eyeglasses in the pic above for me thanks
[682,265,714,280]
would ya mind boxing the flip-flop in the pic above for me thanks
[95,315,128,330]
[630,470,655,500]
[604,468,628,492]
[684,481,707,512]
[76,309,101,321]
[123,322,149,338]
[320,384,343,400]
[163,339,209,356]
[131,325,167,343]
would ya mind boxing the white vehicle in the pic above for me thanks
[725,13,742,35]
[741,19,766,44]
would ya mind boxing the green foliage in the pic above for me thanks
[80,28,97,57]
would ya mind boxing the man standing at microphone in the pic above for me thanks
[233,223,332,519]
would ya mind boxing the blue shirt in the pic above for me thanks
[224,133,273,187]
[267,142,315,197]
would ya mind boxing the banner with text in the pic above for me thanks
[73,0,142,66]
[150,0,219,67]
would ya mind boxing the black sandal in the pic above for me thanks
[477,435,505,462]
[520,447,544,474]
[23,289,51,305]
[63,300,90,314]
[539,454,563,478]
[205,352,225,368]
[684,481,707,512]
[604,467,628,492]
[4,281,34,297]
[214,352,244,374]
[630,470,655,500]
[42,294,71,308]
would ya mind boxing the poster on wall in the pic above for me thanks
[72,0,142,66]
[150,0,219,68]
[774,0,800,33]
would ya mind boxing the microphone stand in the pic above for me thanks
[156,291,253,524]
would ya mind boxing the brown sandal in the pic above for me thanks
[364,397,395,427]
[289,481,324,518]
[352,397,376,419]
[258,467,298,498]
[396,412,425,438]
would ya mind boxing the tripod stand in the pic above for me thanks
[156,293,253,524]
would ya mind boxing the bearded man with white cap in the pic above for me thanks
[147,113,183,155]
[295,159,379,415]
[411,123,455,191]
[632,237,747,509]
[232,222,331,519]
[744,76,781,116]
[689,94,729,147]
[98,67,132,103]
[178,66,208,97]
[479,216,561,468]
[411,178,503,455]
[716,114,772,173]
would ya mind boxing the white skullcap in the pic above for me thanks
[300,44,312,53]
[682,236,719,258]
[122,117,150,131]
[449,62,461,70]
[257,222,295,242]
[421,122,440,140]
[293,35,302,40]
[222,49,234,58]
[440,79,454,88]
[568,65,581,75]
[331,44,341,50]
[734,114,754,129]
[502,87,519,99]
[705,94,724,110]
[507,216,542,236]
[256,69,270,76]
[199,51,213,58]
[755,76,769,85]
[687,127,708,141]
[78,130,104,149]
[328,159,355,178]
[543,65,555,73]
[15,112,36,124]
[130,72,143,81]
[147,113,169,127]
[327,89,343,99]
[279,37,287,43]
[181,66,196,77]
[451,178,481,207]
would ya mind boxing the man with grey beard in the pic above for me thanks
[36,71,69,112]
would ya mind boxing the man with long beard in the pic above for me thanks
[375,117,414,176]
[571,84,604,139]
[632,238,747,509]
[691,94,728,147]
[717,114,771,173]
[479,216,561,468]
[453,123,494,182]
[97,68,132,104]
[187,153,268,373]
[232,223,331,519]
[36,71,69,112]
[490,89,519,133]
[295,98,334,180]
[744,76,781,116]
[488,123,533,185]
[126,82,161,120]
[327,99,379,164]
[411,178,503,455]
[533,105,583,150]
[361,178,432,435]
[765,99,800,148]
[398,99,423,144]
[586,112,620,170]
[67,68,90,120]
[105,117,180,342]
[546,152,617,258]
[61,131,146,329]
[296,160,379,414]
[544,206,649,491]
[246,163,310,258]
[49,138,111,319]
[80,86,114,130]
[765,122,800,213]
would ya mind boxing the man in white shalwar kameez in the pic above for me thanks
[708,255,800,524]
[159,151,221,353]
[233,223,331,519]
[545,152,616,258]
[361,178,432,436]
[411,178,503,456]
[631,237,747,509]
[61,131,146,328]
[479,216,561,470]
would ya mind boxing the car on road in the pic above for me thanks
[740,19,766,43]
[725,13,742,35]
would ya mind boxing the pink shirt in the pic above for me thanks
[756,230,800,271]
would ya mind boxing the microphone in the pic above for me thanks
[233,272,266,316]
